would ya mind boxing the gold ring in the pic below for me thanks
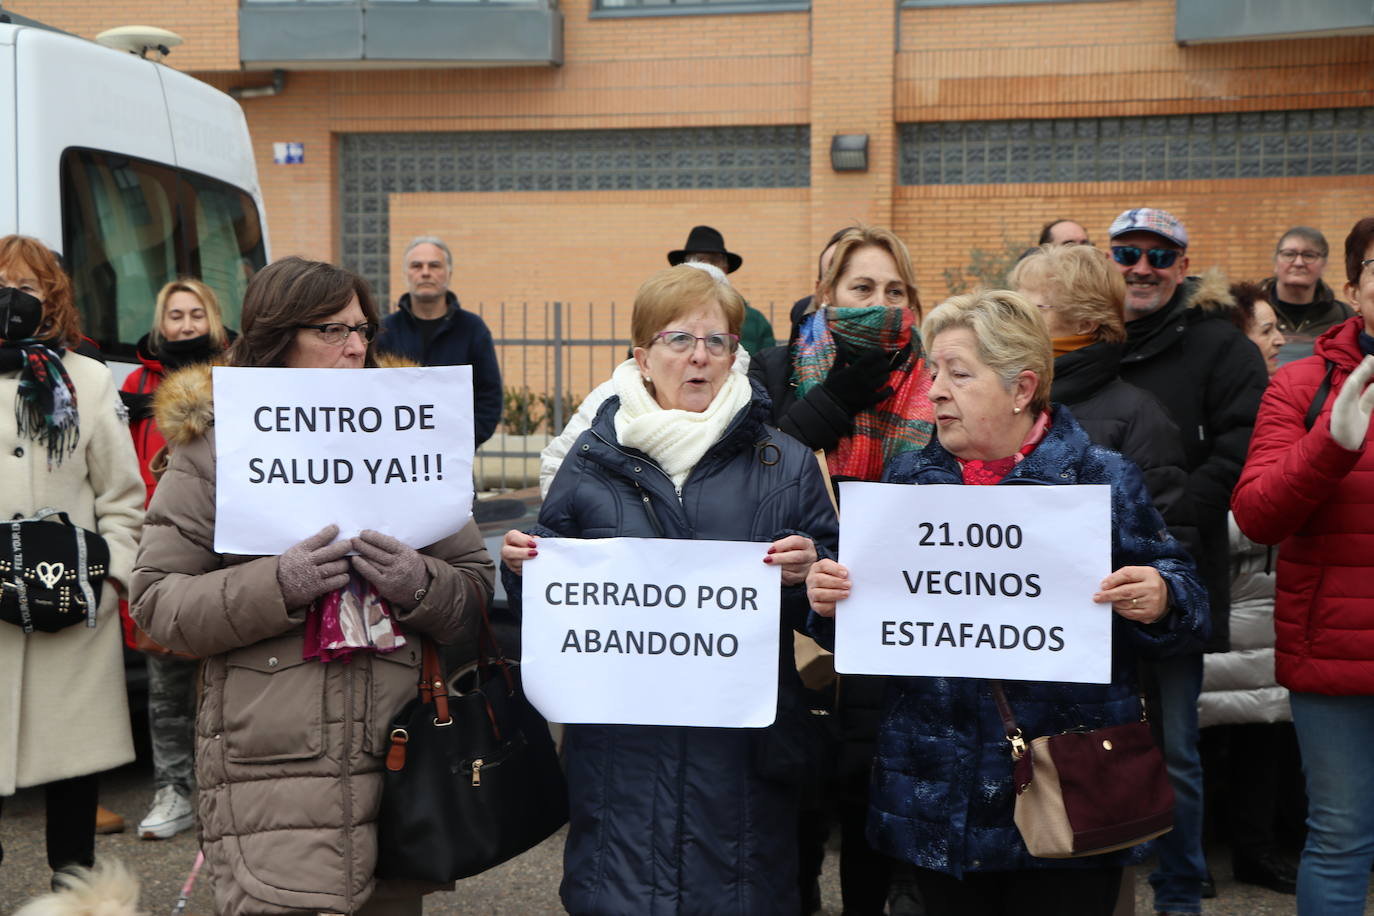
[1131,596,1139,608]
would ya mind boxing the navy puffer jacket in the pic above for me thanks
[812,406,1208,877]
[505,381,839,916]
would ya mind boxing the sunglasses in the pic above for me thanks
[1111,246,1180,270]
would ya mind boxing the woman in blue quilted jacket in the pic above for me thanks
[807,289,1208,916]
[501,263,839,916]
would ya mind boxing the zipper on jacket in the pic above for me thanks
[471,758,484,786]
[341,662,355,911]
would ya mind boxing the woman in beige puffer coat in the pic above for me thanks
[131,257,494,916]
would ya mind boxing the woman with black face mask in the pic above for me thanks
[117,278,234,843]
[0,235,144,884]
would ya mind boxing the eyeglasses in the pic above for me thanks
[1276,249,1325,263]
[1362,258,1374,276]
[296,321,378,346]
[652,330,739,356]
[1111,246,1180,270]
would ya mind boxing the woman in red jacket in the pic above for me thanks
[119,278,231,841]
[1232,216,1374,915]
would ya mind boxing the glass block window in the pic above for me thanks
[898,107,1374,185]
[340,126,808,302]
[595,0,801,7]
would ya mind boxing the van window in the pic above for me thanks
[61,148,266,357]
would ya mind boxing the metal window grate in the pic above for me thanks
[339,126,809,302]
[898,108,1374,186]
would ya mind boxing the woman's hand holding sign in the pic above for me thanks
[1093,566,1169,624]
[276,524,352,610]
[764,535,818,586]
[806,558,850,618]
[350,529,431,610]
[502,529,539,576]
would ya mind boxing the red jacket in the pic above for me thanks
[120,356,167,508]
[1232,316,1374,695]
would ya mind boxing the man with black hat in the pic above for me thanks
[1109,207,1271,915]
[668,226,775,355]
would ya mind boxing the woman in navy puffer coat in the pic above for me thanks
[808,290,1208,915]
[502,264,839,916]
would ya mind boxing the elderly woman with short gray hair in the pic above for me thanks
[806,289,1208,916]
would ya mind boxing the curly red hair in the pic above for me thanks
[0,235,81,345]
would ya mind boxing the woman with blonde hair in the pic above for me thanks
[807,288,1207,915]
[1010,244,1187,519]
[118,278,234,841]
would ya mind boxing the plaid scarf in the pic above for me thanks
[792,306,933,481]
[0,338,79,467]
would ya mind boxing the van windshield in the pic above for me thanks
[61,148,267,358]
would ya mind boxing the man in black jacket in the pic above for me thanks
[377,236,502,446]
[1260,225,1354,364]
[1109,207,1270,915]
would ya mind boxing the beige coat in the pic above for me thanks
[131,364,494,916]
[0,351,144,795]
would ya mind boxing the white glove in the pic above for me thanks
[1330,355,1374,451]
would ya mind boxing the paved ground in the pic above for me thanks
[1,755,1361,914]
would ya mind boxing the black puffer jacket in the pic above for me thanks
[1119,272,1269,652]
[1053,340,1188,524]
[504,382,839,916]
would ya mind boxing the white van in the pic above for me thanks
[0,17,268,375]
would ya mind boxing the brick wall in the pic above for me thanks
[13,0,1374,336]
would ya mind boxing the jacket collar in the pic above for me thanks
[905,405,1090,486]
[583,379,774,485]
[1314,315,1373,371]
[395,290,462,320]
[1052,340,1124,404]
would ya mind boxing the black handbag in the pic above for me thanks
[375,611,569,883]
[0,508,110,634]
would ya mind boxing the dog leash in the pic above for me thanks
[170,851,204,916]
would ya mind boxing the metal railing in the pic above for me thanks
[466,298,787,491]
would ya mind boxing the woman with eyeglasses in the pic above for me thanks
[131,256,494,916]
[0,235,144,886]
[1233,216,1374,915]
[501,263,839,915]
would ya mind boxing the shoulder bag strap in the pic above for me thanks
[1305,360,1338,432]
[988,680,1026,760]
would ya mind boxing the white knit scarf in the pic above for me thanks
[612,358,752,494]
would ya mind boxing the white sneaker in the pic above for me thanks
[139,785,194,839]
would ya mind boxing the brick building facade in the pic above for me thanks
[13,0,1374,377]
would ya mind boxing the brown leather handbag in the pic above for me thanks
[991,681,1175,858]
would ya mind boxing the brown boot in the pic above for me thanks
[95,805,125,834]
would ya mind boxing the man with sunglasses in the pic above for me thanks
[1108,207,1269,916]
[377,235,502,446]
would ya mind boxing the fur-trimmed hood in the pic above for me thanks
[152,352,422,450]
[1183,268,1235,315]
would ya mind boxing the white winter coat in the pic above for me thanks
[0,350,145,794]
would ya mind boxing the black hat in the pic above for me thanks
[667,225,742,274]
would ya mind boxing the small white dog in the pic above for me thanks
[10,859,144,916]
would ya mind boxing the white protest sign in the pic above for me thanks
[212,366,474,555]
[521,537,781,727]
[835,481,1113,684]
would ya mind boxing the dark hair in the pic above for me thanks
[0,235,80,345]
[1344,217,1374,287]
[1276,226,1329,258]
[1037,219,1083,246]
[228,256,379,368]
[1226,281,1266,333]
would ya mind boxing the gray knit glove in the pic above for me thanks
[350,529,431,611]
[276,525,352,610]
